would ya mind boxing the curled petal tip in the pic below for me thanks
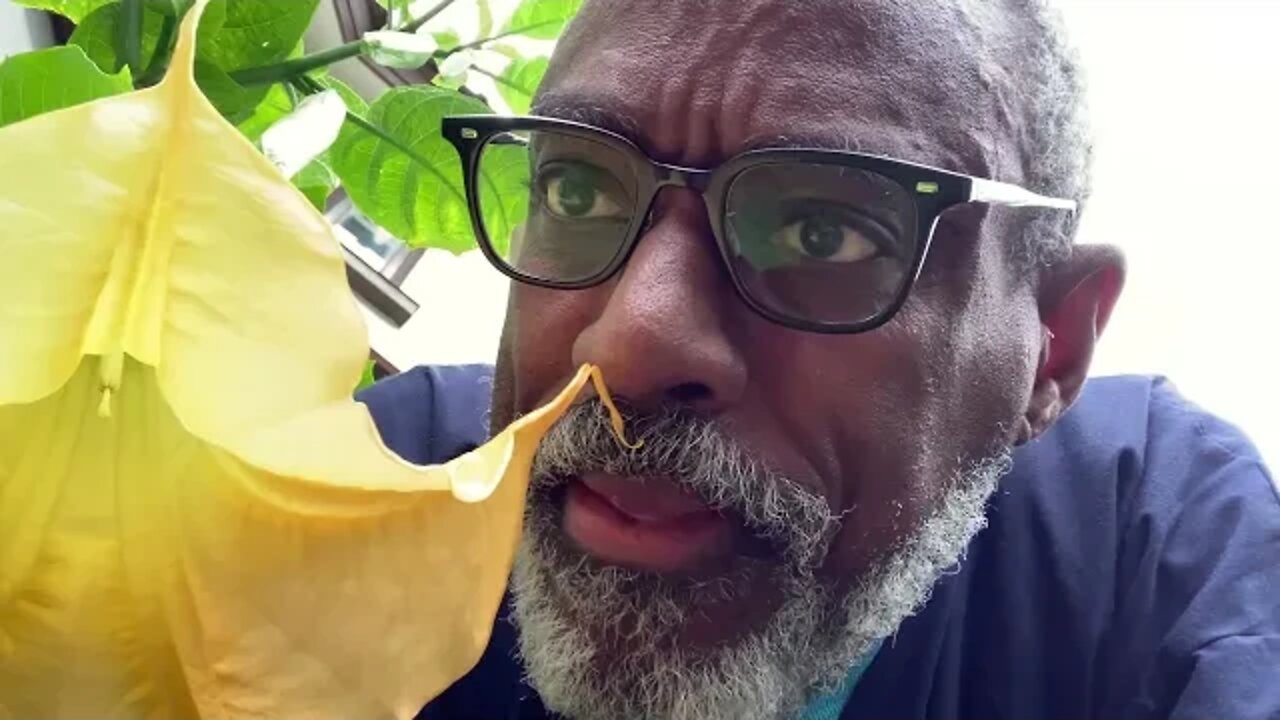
[587,365,643,450]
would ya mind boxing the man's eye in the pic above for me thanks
[772,210,894,263]
[538,164,625,220]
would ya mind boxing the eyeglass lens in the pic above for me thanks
[473,128,920,326]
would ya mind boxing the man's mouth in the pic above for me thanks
[561,472,737,574]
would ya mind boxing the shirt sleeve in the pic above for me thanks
[1106,383,1280,719]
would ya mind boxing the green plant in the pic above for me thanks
[1,0,581,250]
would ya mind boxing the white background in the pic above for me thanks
[1059,1,1279,467]
[0,1,52,56]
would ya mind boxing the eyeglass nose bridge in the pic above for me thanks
[635,161,717,231]
[652,161,714,192]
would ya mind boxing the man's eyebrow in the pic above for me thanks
[739,131,958,173]
[528,95,916,165]
[530,93,642,142]
[738,132,868,154]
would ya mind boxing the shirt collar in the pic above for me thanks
[798,640,882,720]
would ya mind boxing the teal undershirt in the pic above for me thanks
[797,641,882,720]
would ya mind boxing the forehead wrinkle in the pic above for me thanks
[526,93,980,178]
[531,93,642,141]
[738,125,985,177]
[551,0,1015,179]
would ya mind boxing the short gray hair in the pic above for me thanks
[1007,0,1094,270]
[554,0,1094,272]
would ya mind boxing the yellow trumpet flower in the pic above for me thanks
[0,2,631,718]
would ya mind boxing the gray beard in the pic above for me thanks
[513,401,1010,720]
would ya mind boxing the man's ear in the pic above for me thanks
[1021,244,1126,443]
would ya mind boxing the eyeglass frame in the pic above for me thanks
[442,114,1077,335]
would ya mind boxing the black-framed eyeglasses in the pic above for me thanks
[442,115,1076,334]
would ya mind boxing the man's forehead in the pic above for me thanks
[530,90,981,173]
[538,0,1020,177]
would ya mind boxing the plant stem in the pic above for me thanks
[291,75,325,95]
[342,110,468,205]
[450,20,558,53]
[138,14,178,87]
[231,40,368,86]
[402,0,460,33]
[341,112,426,164]
[118,0,144,76]
[470,65,521,93]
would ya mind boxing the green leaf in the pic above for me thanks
[388,0,413,26]
[494,55,547,114]
[471,129,529,257]
[71,0,222,77]
[177,0,269,122]
[372,0,409,19]
[311,74,369,116]
[355,359,378,393]
[143,0,192,15]
[73,0,257,120]
[194,60,269,122]
[476,0,493,38]
[486,43,524,61]
[70,2,166,74]
[12,0,114,23]
[236,81,294,142]
[329,86,492,252]
[197,0,320,73]
[431,30,461,51]
[500,0,584,40]
[295,158,339,210]
[728,201,790,271]
[0,46,133,128]
[117,0,146,76]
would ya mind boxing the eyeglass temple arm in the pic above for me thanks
[488,132,530,147]
[969,177,1077,212]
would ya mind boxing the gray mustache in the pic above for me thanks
[530,398,840,569]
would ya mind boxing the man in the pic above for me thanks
[358,1,1279,718]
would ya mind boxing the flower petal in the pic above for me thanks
[0,1,637,717]
[1,355,604,719]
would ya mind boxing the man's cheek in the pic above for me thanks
[508,283,606,413]
[819,330,964,570]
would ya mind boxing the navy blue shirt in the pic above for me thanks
[358,368,1279,720]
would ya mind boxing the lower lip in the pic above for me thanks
[562,480,734,573]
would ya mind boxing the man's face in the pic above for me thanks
[489,1,1048,717]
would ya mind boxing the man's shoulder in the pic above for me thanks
[1054,373,1267,467]
[1013,373,1274,514]
[1063,376,1277,718]
[852,375,1278,719]
[355,363,496,465]
[996,372,1275,596]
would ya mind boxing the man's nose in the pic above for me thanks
[570,189,748,413]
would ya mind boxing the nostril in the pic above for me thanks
[667,382,713,405]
